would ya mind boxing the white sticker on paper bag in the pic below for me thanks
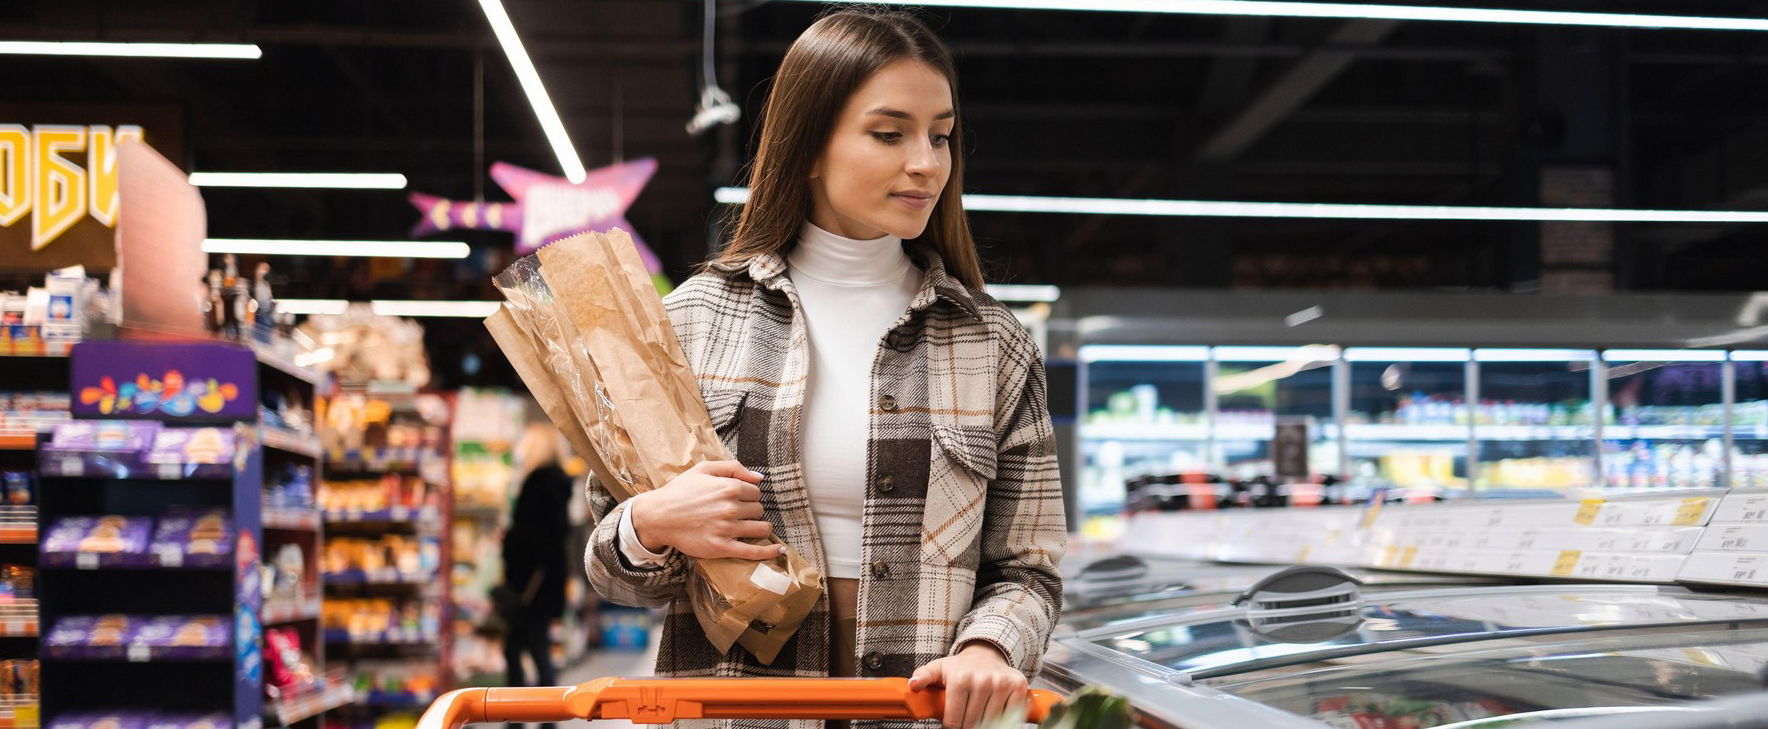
[750,563,791,595]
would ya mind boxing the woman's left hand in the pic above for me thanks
[909,642,1028,729]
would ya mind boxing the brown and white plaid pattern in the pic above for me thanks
[583,241,1066,729]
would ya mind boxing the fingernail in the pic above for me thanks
[749,470,765,479]
[777,545,787,556]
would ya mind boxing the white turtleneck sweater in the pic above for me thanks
[619,222,920,579]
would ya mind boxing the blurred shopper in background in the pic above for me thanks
[500,423,572,716]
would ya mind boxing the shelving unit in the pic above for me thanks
[444,389,523,686]
[318,391,452,724]
[33,340,346,729]
[0,350,69,729]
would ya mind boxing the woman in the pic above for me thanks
[584,8,1065,729]
[501,423,572,713]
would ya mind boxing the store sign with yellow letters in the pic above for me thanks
[0,124,145,271]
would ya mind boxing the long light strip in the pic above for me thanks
[203,239,470,259]
[276,299,351,316]
[1731,351,1768,362]
[1215,345,1340,362]
[1474,348,1596,362]
[716,187,1768,223]
[370,300,502,318]
[477,0,586,183]
[0,41,262,59]
[1343,347,1470,362]
[190,172,408,189]
[782,0,1768,32]
[1079,345,1211,363]
[984,283,1061,302]
[1603,349,1728,363]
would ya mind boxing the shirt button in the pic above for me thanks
[870,561,891,579]
[878,394,897,411]
[864,651,884,671]
[876,475,895,493]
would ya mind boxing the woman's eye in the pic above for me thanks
[932,134,951,147]
[871,132,902,144]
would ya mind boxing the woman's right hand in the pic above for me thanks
[627,460,783,561]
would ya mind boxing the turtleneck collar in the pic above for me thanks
[787,221,911,286]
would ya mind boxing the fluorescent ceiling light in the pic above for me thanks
[275,299,350,316]
[1474,348,1596,362]
[1213,345,1342,392]
[1214,345,1340,362]
[477,0,586,183]
[1603,349,1727,363]
[1079,345,1210,363]
[985,284,1061,303]
[1731,351,1768,362]
[785,1,1768,32]
[0,41,262,59]
[1343,347,1470,362]
[370,300,502,318]
[190,172,407,189]
[715,187,1768,223]
[203,239,470,259]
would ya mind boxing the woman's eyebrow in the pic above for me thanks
[867,107,956,121]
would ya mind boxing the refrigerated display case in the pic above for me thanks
[1078,346,1211,536]
[1342,348,1472,496]
[1601,350,1728,491]
[1731,352,1768,489]
[1472,349,1599,492]
[1043,582,1768,729]
[1213,346,1339,480]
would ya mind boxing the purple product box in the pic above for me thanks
[41,516,154,567]
[43,614,134,659]
[44,421,160,454]
[147,714,231,729]
[53,712,153,729]
[149,511,233,568]
[145,428,237,465]
[146,615,229,659]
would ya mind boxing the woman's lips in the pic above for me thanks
[892,193,931,210]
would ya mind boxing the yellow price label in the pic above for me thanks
[1382,545,1399,566]
[1551,550,1582,576]
[1674,498,1712,526]
[1574,499,1604,525]
[1360,501,1385,529]
[1399,546,1419,568]
[16,704,37,728]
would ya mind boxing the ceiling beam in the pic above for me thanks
[1196,19,1404,162]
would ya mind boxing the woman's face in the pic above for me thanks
[809,58,955,241]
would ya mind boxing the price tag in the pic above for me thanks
[1574,499,1604,525]
[1551,550,1583,577]
[1399,546,1419,568]
[1381,545,1399,566]
[76,553,99,570]
[3,620,22,635]
[159,547,184,568]
[128,644,150,662]
[158,464,182,480]
[1674,498,1712,526]
[60,457,83,477]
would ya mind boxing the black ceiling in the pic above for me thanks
[9,0,1768,383]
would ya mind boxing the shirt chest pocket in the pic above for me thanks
[921,422,997,567]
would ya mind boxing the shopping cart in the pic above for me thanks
[416,677,1064,729]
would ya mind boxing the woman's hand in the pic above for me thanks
[627,460,782,561]
[910,642,1027,729]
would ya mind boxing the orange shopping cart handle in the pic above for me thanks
[416,677,1064,729]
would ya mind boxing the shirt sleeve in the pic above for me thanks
[618,499,674,568]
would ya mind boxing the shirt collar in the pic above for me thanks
[714,240,983,323]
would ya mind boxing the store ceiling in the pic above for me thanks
[10,0,1768,383]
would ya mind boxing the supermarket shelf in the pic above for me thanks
[38,453,233,480]
[323,506,438,525]
[452,504,503,521]
[357,690,438,710]
[260,426,322,459]
[262,596,322,625]
[1606,425,1727,440]
[263,508,321,531]
[325,448,443,474]
[0,434,33,452]
[324,628,438,646]
[44,644,229,662]
[0,507,36,545]
[251,342,324,386]
[322,569,435,586]
[0,348,70,359]
[1079,422,1208,441]
[0,695,38,729]
[266,676,353,726]
[43,552,232,570]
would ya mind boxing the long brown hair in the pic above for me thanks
[710,6,985,290]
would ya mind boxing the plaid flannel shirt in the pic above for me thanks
[584,241,1065,729]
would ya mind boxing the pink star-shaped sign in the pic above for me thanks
[409,157,661,272]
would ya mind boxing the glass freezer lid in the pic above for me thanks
[1087,586,1768,680]
[1205,624,1768,729]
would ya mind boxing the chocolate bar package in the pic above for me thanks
[52,711,153,729]
[146,714,230,729]
[43,614,133,659]
[150,511,233,568]
[44,421,160,454]
[42,516,154,567]
[145,428,237,465]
